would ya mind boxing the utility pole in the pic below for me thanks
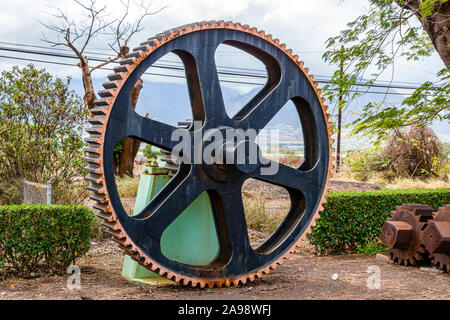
[333,46,347,173]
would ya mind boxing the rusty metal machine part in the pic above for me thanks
[421,205,450,271]
[84,21,334,287]
[381,204,434,266]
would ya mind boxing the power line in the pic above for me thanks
[0,45,444,95]
[0,54,267,86]
[1,41,438,86]
[0,43,438,91]
[0,41,270,76]
[0,53,433,97]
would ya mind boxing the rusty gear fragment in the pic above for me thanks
[381,204,434,266]
[421,205,450,272]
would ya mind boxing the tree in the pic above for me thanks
[142,144,163,160]
[41,0,166,176]
[322,0,449,142]
[0,64,88,204]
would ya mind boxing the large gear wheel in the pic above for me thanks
[84,21,334,288]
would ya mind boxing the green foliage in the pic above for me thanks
[113,139,124,165]
[142,144,163,160]
[356,241,388,255]
[384,125,448,178]
[351,68,449,141]
[0,204,94,276]
[346,126,449,180]
[0,64,88,205]
[322,0,449,142]
[307,188,450,254]
[345,147,390,181]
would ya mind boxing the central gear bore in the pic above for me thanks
[84,21,334,288]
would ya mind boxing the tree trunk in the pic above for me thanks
[78,52,144,177]
[397,0,449,67]
[78,58,97,111]
[118,78,144,176]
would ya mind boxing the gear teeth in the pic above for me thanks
[98,90,114,98]
[107,73,124,81]
[85,174,102,185]
[87,182,103,193]
[88,116,107,126]
[89,193,107,203]
[84,146,101,155]
[84,136,102,144]
[85,125,104,135]
[126,51,141,59]
[120,57,137,66]
[84,163,101,174]
[113,65,129,74]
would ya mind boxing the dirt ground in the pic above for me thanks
[1,178,447,300]
[0,237,448,300]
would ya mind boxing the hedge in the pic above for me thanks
[307,188,450,254]
[0,204,94,276]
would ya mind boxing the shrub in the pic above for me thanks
[0,204,94,276]
[307,188,450,254]
[384,126,448,178]
[344,126,449,181]
[142,144,164,160]
[345,147,389,181]
[356,242,388,255]
[0,64,88,205]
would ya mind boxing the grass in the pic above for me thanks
[334,167,449,190]
[383,177,450,190]
[243,199,285,234]
[356,241,389,255]
[115,175,139,198]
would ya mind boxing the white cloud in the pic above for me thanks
[0,0,444,89]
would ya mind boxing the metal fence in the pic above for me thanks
[23,180,52,204]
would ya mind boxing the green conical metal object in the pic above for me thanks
[121,147,218,286]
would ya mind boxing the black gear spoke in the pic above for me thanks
[138,172,204,240]
[132,167,190,220]
[217,188,254,275]
[190,45,229,126]
[254,160,321,195]
[238,78,295,132]
[127,112,187,151]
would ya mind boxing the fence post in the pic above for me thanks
[46,181,52,205]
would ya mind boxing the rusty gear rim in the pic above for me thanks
[84,21,335,288]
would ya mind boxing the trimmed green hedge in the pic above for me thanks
[307,188,450,254]
[0,204,94,276]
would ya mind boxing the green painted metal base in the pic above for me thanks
[121,155,219,286]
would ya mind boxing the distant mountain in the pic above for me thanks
[74,79,448,145]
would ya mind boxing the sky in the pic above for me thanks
[0,0,447,143]
[0,0,444,83]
